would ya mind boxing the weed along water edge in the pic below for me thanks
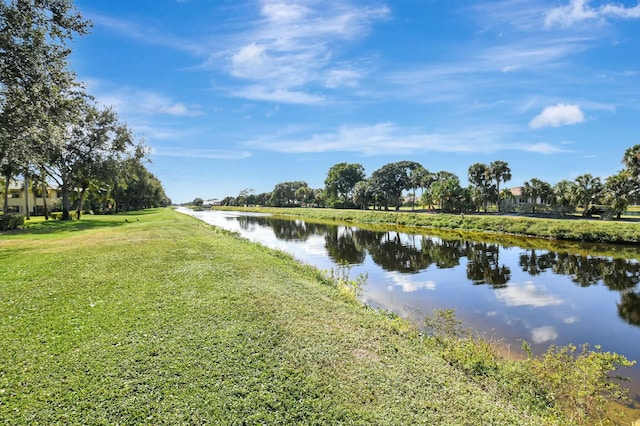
[0,207,636,424]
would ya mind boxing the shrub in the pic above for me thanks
[0,213,25,231]
[424,309,636,425]
[523,341,636,424]
[50,211,79,220]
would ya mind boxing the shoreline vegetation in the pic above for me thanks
[213,205,640,247]
[1,208,638,424]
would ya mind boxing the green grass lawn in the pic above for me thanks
[2,208,633,424]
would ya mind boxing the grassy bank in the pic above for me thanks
[0,208,633,424]
[215,206,640,245]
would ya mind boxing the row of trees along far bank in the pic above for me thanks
[0,1,170,221]
[213,146,640,220]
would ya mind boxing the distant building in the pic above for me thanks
[1,179,61,215]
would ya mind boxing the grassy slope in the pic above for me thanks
[0,208,557,425]
[214,206,640,246]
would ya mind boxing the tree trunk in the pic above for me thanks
[76,184,88,219]
[3,177,9,214]
[24,174,31,220]
[40,177,49,220]
[61,179,71,220]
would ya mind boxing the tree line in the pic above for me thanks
[1,0,170,220]
[213,146,640,219]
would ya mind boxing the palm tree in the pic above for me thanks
[488,161,511,212]
[409,166,430,211]
[573,174,603,216]
[622,144,640,176]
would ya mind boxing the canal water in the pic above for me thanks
[179,208,640,398]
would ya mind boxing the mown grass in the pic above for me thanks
[0,208,571,425]
[215,206,640,246]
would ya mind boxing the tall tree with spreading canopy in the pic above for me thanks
[1,0,89,212]
[324,162,365,208]
[370,161,421,211]
[43,99,134,219]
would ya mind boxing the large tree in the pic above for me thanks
[0,0,89,213]
[488,160,511,212]
[573,173,603,217]
[622,144,640,176]
[324,162,365,207]
[551,179,577,216]
[268,181,310,207]
[467,163,494,212]
[43,100,134,219]
[370,161,421,211]
[602,170,638,219]
[429,171,462,212]
[409,165,431,211]
[521,178,552,214]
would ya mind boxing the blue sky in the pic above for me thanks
[70,0,640,204]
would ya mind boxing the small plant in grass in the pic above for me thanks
[424,309,500,377]
[323,264,368,301]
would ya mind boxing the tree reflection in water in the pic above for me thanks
[233,215,640,328]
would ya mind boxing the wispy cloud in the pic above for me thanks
[87,80,203,117]
[246,122,568,156]
[219,0,389,103]
[545,0,640,28]
[529,103,585,129]
[151,147,252,160]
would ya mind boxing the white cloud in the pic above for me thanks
[531,326,558,344]
[545,0,640,28]
[90,84,203,118]
[262,2,310,23]
[529,103,585,129]
[494,282,564,308]
[324,68,363,88]
[525,142,571,154]
[231,86,325,105]
[386,272,436,293]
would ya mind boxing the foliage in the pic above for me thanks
[370,161,421,211]
[268,181,311,207]
[488,161,511,212]
[324,162,365,207]
[0,212,23,230]
[50,211,78,220]
[425,309,636,425]
[524,342,636,424]
[323,265,368,302]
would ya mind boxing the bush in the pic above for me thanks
[50,211,79,220]
[424,309,636,425]
[0,213,25,231]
